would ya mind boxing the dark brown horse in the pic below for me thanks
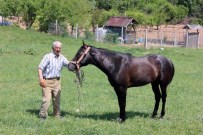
[68,41,175,122]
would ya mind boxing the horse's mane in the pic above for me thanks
[90,45,133,57]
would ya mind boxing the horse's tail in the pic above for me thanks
[169,59,175,84]
[158,55,175,85]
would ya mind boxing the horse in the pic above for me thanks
[68,41,175,122]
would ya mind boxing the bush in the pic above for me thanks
[0,48,11,54]
[104,32,119,44]
[84,30,94,40]
[24,47,37,55]
[191,18,203,25]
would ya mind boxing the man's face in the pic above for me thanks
[53,44,61,56]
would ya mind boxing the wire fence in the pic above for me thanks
[136,29,185,46]
[48,21,203,48]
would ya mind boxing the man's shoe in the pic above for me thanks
[54,115,64,120]
[39,116,47,121]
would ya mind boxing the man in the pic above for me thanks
[38,41,69,120]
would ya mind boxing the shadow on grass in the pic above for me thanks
[26,109,55,117]
[26,109,150,121]
[26,109,39,116]
[62,111,150,121]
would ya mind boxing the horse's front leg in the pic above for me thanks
[114,86,127,123]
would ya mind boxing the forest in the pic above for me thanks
[0,0,203,32]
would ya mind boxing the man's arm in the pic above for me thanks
[38,68,46,88]
[63,56,70,69]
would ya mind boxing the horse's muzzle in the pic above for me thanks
[68,63,76,71]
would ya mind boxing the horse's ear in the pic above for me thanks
[82,40,89,48]
[82,40,86,46]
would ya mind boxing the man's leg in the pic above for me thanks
[39,80,52,119]
[52,79,61,117]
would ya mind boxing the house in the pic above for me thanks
[103,16,138,43]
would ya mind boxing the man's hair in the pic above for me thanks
[52,41,62,48]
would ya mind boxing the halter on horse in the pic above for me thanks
[68,41,175,122]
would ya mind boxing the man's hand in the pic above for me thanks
[38,68,46,88]
[39,79,46,88]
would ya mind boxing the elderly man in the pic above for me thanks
[38,41,69,120]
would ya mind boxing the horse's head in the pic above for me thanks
[68,41,91,71]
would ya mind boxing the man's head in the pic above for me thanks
[52,41,62,56]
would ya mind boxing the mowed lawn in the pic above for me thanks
[0,27,202,135]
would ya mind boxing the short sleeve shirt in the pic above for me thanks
[38,52,69,78]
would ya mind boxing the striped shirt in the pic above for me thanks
[38,52,69,78]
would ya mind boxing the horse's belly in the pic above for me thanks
[130,80,151,87]
[128,66,158,87]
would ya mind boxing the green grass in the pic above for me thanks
[0,26,203,135]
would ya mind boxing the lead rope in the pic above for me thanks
[74,70,84,113]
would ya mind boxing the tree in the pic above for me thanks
[91,9,103,32]
[191,0,203,17]
[19,0,39,29]
[167,0,179,4]
[126,10,147,25]
[90,6,119,32]
[37,0,67,32]
[178,0,199,16]
[0,0,40,28]
[96,0,113,10]
[63,0,92,34]
[1,0,202,33]
[97,9,119,27]
[173,5,188,23]
[0,0,21,23]
[152,7,168,30]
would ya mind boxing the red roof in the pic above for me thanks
[104,16,138,27]
[183,24,203,30]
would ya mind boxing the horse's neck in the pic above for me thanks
[90,48,121,75]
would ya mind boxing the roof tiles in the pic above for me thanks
[104,16,138,27]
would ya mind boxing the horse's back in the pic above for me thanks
[127,54,174,87]
[155,55,175,85]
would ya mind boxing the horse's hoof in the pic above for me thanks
[159,115,164,119]
[151,114,157,118]
[117,118,125,123]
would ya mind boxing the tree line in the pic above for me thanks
[0,0,202,32]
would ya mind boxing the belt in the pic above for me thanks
[43,77,60,80]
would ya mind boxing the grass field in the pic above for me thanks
[0,26,203,135]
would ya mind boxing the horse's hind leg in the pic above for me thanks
[160,84,167,118]
[151,82,161,118]
[114,86,127,122]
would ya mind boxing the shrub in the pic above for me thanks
[0,48,11,54]
[24,47,37,55]
[84,30,94,40]
[104,32,119,44]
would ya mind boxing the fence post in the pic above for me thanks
[160,30,163,45]
[197,30,200,48]
[185,29,189,48]
[173,32,177,46]
[1,16,3,24]
[144,29,148,48]
[96,25,98,42]
[55,19,58,34]
[76,24,78,39]
[121,27,124,44]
